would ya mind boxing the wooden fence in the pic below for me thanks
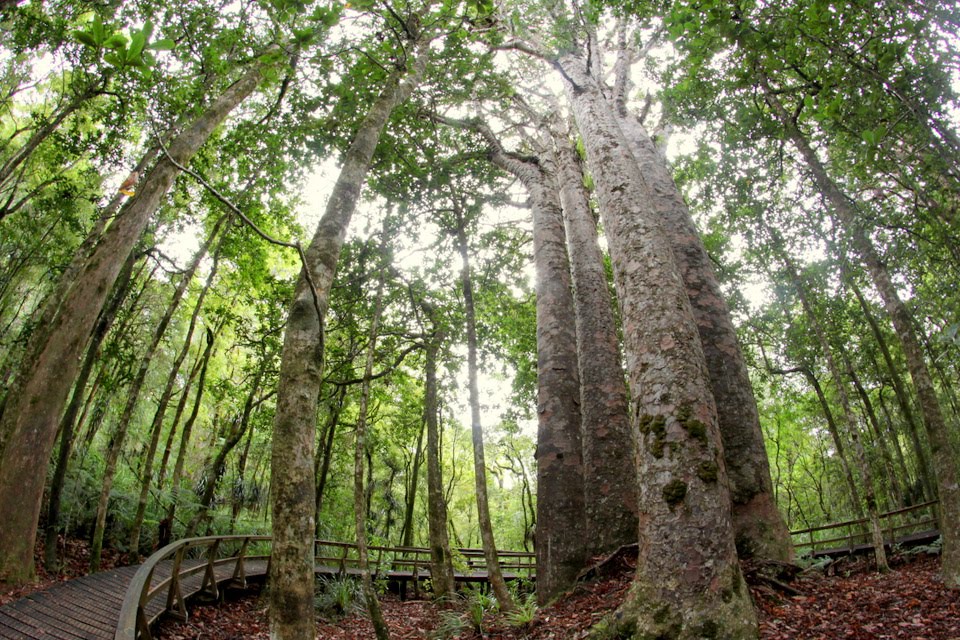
[790,500,939,556]
[115,535,535,640]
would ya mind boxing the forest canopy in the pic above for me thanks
[0,0,958,638]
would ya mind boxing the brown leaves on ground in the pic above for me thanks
[6,538,957,639]
[157,552,960,639]
[755,554,960,640]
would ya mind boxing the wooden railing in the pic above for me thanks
[115,535,271,640]
[116,536,535,640]
[790,500,939,556]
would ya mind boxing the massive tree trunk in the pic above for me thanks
[765,84,960,587]
[464,120,585,602]
[269,37,428,639]
[611,47,791,563]
[453,213,516,613]
[554,131,637,558]
[0,62,267,585]
[559,47,757,638]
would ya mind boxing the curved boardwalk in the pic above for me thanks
[0,557,268,640]
[0,536,534,640]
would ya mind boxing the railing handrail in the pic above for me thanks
[789,500,939,553]
[117,535,534,640]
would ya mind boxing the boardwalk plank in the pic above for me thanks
[0,602,91,640]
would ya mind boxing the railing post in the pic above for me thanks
[166,547,188,622]
[200,539,221,600]
[135,566,156,640]
[232,537,250,588]
[338,545,348,577]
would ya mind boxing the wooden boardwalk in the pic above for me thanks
[0,537,534,640]
[0,557,268,640]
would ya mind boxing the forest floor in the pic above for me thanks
[155,548,960,639]
[2,540,957,639]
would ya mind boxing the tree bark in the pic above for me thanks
[269,37,429,639]
[611,58,791,562]
[558,47,756,638]
[454,213,516,612]
[0,61,267,585]
[554,131,637,558]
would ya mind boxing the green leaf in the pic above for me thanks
[293,27,314,44]
[103,34,129,50]
[127,31,147,63]
[149,38,176,51]
[141,19,154,44]
[73,30,99,48]
[91,13,105,43]
[103,52,123,68]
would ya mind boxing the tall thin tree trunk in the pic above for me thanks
[765,83,960,586]
[127,232,225,559]
[846,357,905,507]
[399,420,425,548]
[0,61,268,584]
[422,327,456,600]
[851,282,936,501]
[89,229,216,571]
[185,364,266,538]
[315,385,347,535]
[165,328,216,534]
[156,346,205,496]
[454,216,516,613]
[775,248,888,570]
[269,35,428,639]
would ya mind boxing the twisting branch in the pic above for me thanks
[149,122,325,326]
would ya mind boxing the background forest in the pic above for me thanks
[0,0,958,637]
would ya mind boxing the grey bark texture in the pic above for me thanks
[269,40,429,639]
[560,49,757,638]
[554,132,638,558]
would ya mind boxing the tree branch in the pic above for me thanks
[149,121,325,326]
